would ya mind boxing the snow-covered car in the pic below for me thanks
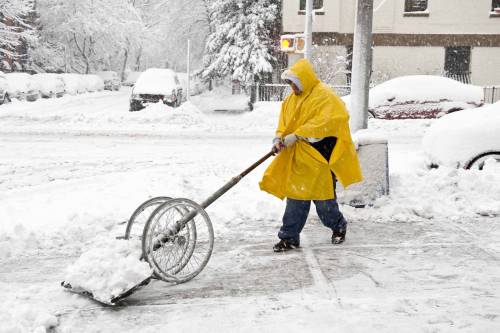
[82,74,104,92]
[129,68,183,111]
[364,76,484,119]
[32,73,65,98]
[60,74,87,95]
[5,73,40,101]
[122,71,142,87]
[422,101,500,169]
[0,71,11,105]
[96,71,121,91]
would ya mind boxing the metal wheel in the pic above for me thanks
[124,196,172,239]
[142,198,214,284]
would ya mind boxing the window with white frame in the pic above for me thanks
[300,0,324,11]
[404,0,428,12]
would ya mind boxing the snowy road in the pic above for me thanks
[1,91,500,332]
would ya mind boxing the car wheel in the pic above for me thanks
[465,152,500,170]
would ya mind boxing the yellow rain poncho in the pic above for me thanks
[259,59,363,200]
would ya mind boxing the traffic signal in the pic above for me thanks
[280,35,296,52]
[295,34,305,54]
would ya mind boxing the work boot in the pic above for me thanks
[332,228,346,245]
[273,239,299,252]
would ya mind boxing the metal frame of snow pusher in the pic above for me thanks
[62,151,274,305]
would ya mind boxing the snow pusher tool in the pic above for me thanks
[62,151,274,305]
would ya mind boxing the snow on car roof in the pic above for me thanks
[369,75,483,107]
[423,101,500,167]
[133,68,179,95]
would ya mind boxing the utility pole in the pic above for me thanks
[304,0,313,61]
[186,39,191,102]
[350,0,373,132]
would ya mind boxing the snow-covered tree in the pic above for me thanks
[0,0,36,60]
[202,0,280,85]
[34,0,143,74]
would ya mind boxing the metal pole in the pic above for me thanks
[304,0,313,61]
[186,39,191,101]
[350,0,373,132]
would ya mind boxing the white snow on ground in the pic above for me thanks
[64,237,152,304]
[0,300,58,333]
[1,90,499,332]
[422,101,500,167]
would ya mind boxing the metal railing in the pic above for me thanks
[445,71,471,84]
[484,86,500,104]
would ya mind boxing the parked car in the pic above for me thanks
[129,68,183,111]
[344,75,484,119]
[122,71,142,87]
[5,73,40,101]
[0,71,11,105]
[423,101,500,169]
[96,71,121,91]
[60,74,87,95]
[82,74,104,92]
[32,73,65,98]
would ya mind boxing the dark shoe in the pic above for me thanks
[273,239,299,252]
[332,228,346,245]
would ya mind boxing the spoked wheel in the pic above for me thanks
[124,196,172,239]
[142,198,214,284]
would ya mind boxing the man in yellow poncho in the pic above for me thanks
[259,59,363,252]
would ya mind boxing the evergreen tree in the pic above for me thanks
[202,0,280,85]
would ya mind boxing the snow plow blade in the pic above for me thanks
[61,276,152,305]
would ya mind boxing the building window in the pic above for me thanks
[445,47,471,84]
[405,0,428,12]
[493,0,500,11]
[300,0,324,11]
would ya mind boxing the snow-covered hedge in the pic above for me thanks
[422,101,500,168]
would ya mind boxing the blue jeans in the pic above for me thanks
[278,198,347,245]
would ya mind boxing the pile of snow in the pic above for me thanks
[82,74,104,92]
[422,102,500,167]
[133,68,180,95]
[344,158,500,222]
[64,236,152,304]
[123,71,142,86]
[344,76,484,119]
[0,300,58,333]
[190,85,250,112]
